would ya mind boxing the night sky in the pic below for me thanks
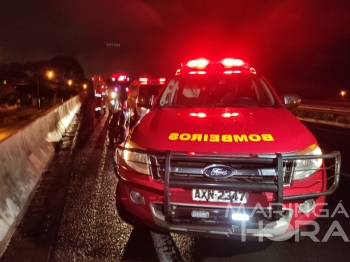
[1,0,350,98]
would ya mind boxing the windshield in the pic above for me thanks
[139,84,163,97]
[158,75,276,108]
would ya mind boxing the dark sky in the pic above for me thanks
[1,0,350,97]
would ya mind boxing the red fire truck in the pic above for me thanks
[113,57,341,241]
[92,74,131,116]
[92,75,107,116]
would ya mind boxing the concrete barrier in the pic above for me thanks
[0,93,86,255]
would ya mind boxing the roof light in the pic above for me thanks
[186,58,209,69]
[139,78,148,84]
[221,58,245,67]
[118,75,125,81]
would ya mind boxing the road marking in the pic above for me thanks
[150,232,182,262]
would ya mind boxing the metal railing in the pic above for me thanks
[297,103,350,116]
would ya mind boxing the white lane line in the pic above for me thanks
[150,232,181,262]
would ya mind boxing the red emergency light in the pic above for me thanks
[118,75,126,81]
[186,58,209,69]
[139,77,166,85]
[221,58,244,67]
[139,78,148,84]
[178,57,253,75]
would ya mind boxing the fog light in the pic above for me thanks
[231,213,249,221]
[130,190,145,205]
[191,210,210,218]
[299,199,315,214]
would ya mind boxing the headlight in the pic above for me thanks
[110,100,115,105]
[293,144,323,180]
[111,92,116,99]
[120,142,150,175]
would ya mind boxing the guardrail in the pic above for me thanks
[292,102,350,126]
[297,104,350,116]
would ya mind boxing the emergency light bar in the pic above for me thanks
[221,58,244,67]
[139,77,166,85]
[186,58,209,69]
[118,75,126,81]
[177,57,255,75]
[109,74,130,82]
[139,78,148,84]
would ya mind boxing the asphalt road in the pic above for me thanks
[1,97,349,262]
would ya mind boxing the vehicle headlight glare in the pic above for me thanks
[111,92,116,99]
[293,145,323,180]
[123,148,150,175]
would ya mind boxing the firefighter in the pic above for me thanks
[94,85,102,116]
[108,87,129,146]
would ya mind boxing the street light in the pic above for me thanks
[47,71,54,79]
[68,79,72,86]
[340,90,346,99]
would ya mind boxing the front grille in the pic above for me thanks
[149,154,294,185]
[117,145,340,224]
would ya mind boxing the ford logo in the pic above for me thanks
[203,165,236,179]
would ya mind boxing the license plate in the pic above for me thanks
[192,189,248,203]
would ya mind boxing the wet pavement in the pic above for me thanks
[1,96,350,261]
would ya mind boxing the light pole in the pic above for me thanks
[36,76,41,110]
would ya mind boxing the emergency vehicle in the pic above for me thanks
[92,75,107,116]
[135,77,165,121]
[114,58,341,240]
[106,73,130,113]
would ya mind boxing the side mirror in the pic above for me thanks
[137,95,154,109]
[281,93,301,109]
